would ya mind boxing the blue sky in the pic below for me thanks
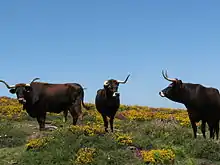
[1,0,220,108]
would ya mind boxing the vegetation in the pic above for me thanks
[0,96,220,165]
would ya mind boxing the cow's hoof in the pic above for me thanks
[39,128,46,131]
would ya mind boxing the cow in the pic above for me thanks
[0,78,89,131]
[95,74,130,132]
[159,70,220,139]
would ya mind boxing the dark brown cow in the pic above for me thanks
[95,74,130,132]
[159,70,220,139]
[0,78,89,131]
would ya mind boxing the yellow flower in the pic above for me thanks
[74,147,96,164]
[26,136,54,151]
[113,132,133,145]
[140,149,175,164]
[118,108,191,127]
[0,97,26,120]
[69,124,105,136]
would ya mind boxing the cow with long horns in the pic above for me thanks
[159,70,220,139]
[95,74,130,132]
[0,78,89,131]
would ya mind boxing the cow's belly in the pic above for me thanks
[96,104,120,117]
[43,100,73,113]
[101,108,119,117]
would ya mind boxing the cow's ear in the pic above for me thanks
[177,80,183,87]
[9,88,16,94]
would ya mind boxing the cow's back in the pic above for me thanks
[185,84,220,121]
[32,83,79,113]
[196,85,220,108]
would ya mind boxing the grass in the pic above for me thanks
[0,96,220,165]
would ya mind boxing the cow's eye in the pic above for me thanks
[25,86,31,92]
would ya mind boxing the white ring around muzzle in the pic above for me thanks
[159,91,165,97]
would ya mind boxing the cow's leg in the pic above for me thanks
[190,119,197,138]
[63,110,68,123]
[208,122,214,139]
[213,120,219,140]
[75,100,83,125]
[109,115,115,132]
[69,98,83,125]
[101,114,108,132]
[201,120,206,139]
[216,121,219,140]
[37,114,46,131]
[69,103,82,125]
[210,126,214,139]
[69,108,79,125]
[208,120,219,139]
[187,112,198,139]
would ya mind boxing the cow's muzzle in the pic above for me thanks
[113,92,120,97]
[18,98,26,104]
[159,91,165,97]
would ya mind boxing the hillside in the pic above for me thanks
[0,96,220,165]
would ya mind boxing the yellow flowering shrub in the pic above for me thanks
[48,112,60,116]
[88,110,104,124]
[74,147,96,165]
[113,132,133,145]
[120,110,153,121]
[0,97,26,120]
[174,113,191,127]
[140,149,175,164]
[69,124,105,136]
[84,103,96,110]
[84,110,121,132]
[0,96,192,126]
[119,109,191,127]
[26,136,54,151]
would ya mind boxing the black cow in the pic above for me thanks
[159,70,220,139]
[0,78,89,131]
[95,74,130,132]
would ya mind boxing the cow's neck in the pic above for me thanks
[105,89,116,99]
[173,85,191,105]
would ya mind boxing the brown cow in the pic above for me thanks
[0,78,89,130]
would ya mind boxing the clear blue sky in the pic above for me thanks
[1,0,220,109]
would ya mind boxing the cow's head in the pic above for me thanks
[103,74,130,97]
[159,70,183,102]
[0,78,40,104]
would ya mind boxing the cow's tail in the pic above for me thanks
[81,87,89,110]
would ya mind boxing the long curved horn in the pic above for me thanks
[30,78,40,83]
[26,78,40,86]
[117,74,130,84]
[0,80,15,89]
[162,70,177,82]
